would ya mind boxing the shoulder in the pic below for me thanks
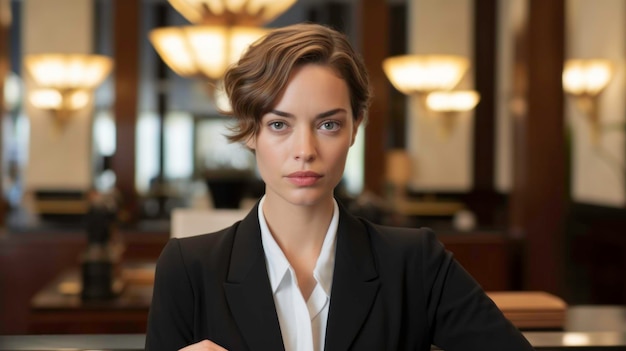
[176,224,237,255]
[157,222,240,275]
[357,219,451,271]
[363,219,442,251]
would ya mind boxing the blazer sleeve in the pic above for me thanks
[421,230,535,351]
[145,239,195,351]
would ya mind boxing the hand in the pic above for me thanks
[178,340,228,351]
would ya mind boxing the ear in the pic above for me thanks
[245,135,257,150]
[350,114,363,146]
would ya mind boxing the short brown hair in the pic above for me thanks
[223,23,371,143]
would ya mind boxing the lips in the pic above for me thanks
[285,171,323,186]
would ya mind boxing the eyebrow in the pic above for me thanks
[270,108,347,119]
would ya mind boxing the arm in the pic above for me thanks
[421,231,535,351]
[145,239,195,351]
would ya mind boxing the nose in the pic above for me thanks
[293,127,317,162]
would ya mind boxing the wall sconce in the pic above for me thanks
[382,54,480,137]
[562,59,613,144]
[149,0,296,109]
[426,90,480,137]
[24,54,113,129]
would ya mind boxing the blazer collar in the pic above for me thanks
[324,201,380,351]
[223,202,285,351]
[224,200,380,351]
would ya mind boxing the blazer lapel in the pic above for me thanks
[325,203,381,351]
[223,204,285,351]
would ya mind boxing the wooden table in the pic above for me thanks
[29,263,616,337]
[29,262,155,334]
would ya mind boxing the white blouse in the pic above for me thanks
[258,197,339,351]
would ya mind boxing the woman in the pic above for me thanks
[145,23,534,351]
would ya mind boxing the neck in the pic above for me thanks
[261,195,335,256]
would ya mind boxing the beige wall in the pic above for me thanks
[408,0,626,207]
[567,0,626,206]
[495,0,526,193]
[407,0,475,191]
[22,0,95,191]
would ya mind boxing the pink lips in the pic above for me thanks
[286,171,323,186]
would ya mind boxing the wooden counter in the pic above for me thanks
[28,263,155,334]
[3,332,626,350]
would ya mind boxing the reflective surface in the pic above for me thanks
[526,331,626,349]
[566,305,626,332]
[0,334,145,350]
[2,332,626,350]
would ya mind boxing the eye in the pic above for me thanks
[320,121,340,131]
[269,121,287,130]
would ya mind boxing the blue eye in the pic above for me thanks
[269,121,286,130]
[320,121,340,131]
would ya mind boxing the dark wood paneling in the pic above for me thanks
[112,0,140,223]
[388,3,407,149]
[306,2,349,33]
[472,0,497,192]
[468,0,500,227]
[568,204,626,304]
[0,234,86,335]
[510,0,566,295]
[440,232,513,291]
[360,0,389,196]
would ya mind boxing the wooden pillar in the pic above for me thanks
[469,0,500,226]
[510,0,566,295]
[388,3,407,149]
[359,0,389,196]
[112,0,140,223]
[0,0,9,227]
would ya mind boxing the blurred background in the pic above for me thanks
[0,0,624,337]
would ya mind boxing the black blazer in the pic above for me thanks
[145,202,534,351]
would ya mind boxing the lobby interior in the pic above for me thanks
[1,0,626,349]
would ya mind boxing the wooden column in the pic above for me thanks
[468,0,501,227]
[388,3,407,149]
[112,0,140,223]
[359,0,389,196]
[510,0,566,295]
[473,0,497,193]
[0,0,10,227]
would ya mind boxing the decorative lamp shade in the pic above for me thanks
[563,59,613,96]
[382,55,469,95]
[29,89,90,110]
[385,149,412,186]
[168,0,297,25]
[426,90,480,112]
[24,54,113,91]
[149,25,267,81]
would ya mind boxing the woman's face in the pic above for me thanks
[247,64,361,208]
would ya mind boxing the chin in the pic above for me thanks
[282,189,333,207]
